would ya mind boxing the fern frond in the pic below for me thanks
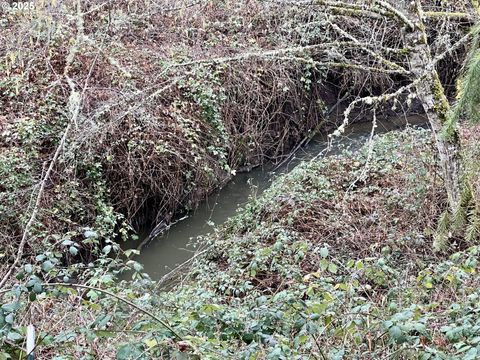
[463,22,480,69]
[451,51,480,124]
[449,22,480,126]
[433,210,450,252]
[437,209,450,233]
[452,184,473,231]
[465,209,480,244]
[433,232,449,252]
[452,203,468,232]
[442,113,458,139]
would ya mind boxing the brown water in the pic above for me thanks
[130,115,428,279]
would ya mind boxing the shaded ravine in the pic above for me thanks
[130,115,428,279]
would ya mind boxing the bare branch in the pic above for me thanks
[0,0,87,290]
[424,11,476,22]
[45,282,183,340]
[373,0,416,30]
[328,21,408,73]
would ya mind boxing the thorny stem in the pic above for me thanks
[45,282,183,340]
[0,0,85,290]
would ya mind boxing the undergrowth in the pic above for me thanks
[0,0,479,358]
[0,0,471,274]
[4,128,480,359]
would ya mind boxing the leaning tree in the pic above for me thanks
[314,0,476,213]
[172,1,477,215]
[254,0,478,249]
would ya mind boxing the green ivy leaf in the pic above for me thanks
[116,343,143,360]
[87,290,99,301]
[5,313,14,324]
[84,229,98,238]
[0,352,12,360]
[42,260,54,272]
[389,325,405,343]
[2,302,20,313]
[328,263,338,274]
[319,259,329,271]
[33,283,43,294]
[6,331,22,342]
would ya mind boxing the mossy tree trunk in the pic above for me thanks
[406,1,462,212]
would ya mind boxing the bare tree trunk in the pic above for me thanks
[406,2,462,212]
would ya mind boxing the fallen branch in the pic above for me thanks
[168,41,409,70]
[373,0,416,30]
[330,28,473,139]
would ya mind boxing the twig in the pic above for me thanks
[345,108,378,194]
[373,0,416,30]
[328,21,408,72]
[45,282,183,340]
[156,248,210,288]
[137,215,189,250]
[0,0,86,290]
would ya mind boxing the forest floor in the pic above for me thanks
[7,127,479,359]
[141,127,479,359]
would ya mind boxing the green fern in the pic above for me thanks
[452,202,468,231]
[463,22,480,72]
[433,210,450,252]
[465,208,480,243]
[452,184,473,232]
[452,52,480,123]
[443,22,480,139]
[449,22,480,126]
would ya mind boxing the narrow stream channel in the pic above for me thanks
[131,115,428,279]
